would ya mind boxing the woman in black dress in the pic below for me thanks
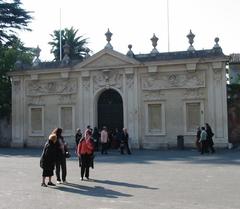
[40,133,58,187]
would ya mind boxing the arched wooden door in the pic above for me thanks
[97,89,123,131]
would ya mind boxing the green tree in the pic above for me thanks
[0,0,33,119]
[0,0,32,44]
[48,27,89,61]
[0,38,34,118]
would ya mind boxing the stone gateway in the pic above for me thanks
[8,31,228,149]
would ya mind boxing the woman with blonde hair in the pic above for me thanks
[40,132,58,187]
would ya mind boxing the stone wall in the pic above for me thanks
[0,117,11,147]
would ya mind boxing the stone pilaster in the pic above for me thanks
[11,77,25,147]
[211,62,228,144]
[124,68,139,148]
[81,71,91,129]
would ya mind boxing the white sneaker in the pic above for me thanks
[63,181,68,184]
[56,180,61,184]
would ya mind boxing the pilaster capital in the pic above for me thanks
[31,74,39,80]
[212,62,222,70]
[186,63,196,71]
[81,71,90,78]
[148,66,157,73]
[61,72,69,78]
[125,67,134,74]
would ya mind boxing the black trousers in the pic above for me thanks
[101,143,108,154]
[207,139,215,153]
[56,156,67,181]
[80,154,91,179]
[201,141,209,154]
[120,142,131,154]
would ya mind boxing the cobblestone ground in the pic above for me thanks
[0,148,240,209]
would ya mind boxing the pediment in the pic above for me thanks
[73,48,140,69]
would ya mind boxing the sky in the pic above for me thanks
[19,0,240,61]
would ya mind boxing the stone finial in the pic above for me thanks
[104,28,113,49]
[213,37,220,49]
[150,33,159,54]
[62,43,70,65]
[33,45,41,67]
[36,45,41,58]
[126,44,134,58]
[187,30,195,51]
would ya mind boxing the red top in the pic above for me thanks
[77,138,94,155]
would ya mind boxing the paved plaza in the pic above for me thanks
[0,147,240,209]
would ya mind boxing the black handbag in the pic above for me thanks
[65,151,71,158]
[64,143,71,158]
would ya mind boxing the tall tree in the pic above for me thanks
[0,38,34,118]
[48,27,89,61]
[0,0,32,44]
[0,0,33,119]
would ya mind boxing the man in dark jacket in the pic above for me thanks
[120,128,131,155]
[205,123,215,153]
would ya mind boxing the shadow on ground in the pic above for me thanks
[92,179,158,190]
[50,182,132,198]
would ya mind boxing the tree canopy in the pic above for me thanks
[0,0,33,119]
[48,27,90,61]
[0,38,34,118]
[0,0,32,45]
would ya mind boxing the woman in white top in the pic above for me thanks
[100,126,109,154]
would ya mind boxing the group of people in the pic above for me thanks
[196,123,215,154]
[40,123,216,187]
[40,126,95,187]
[76,126,131,155]
[40,125,131,187]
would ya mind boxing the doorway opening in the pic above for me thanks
[97,89,123,131]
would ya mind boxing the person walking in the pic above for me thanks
[54,128,68,184]
[113,128,122,149]
[205,123,215,153]
[75,128,83,168]
[77,129,94,180]
[120,128,131,155]
[40,132,58,187]
[196,127,201,152]
[199,126,208,154]
[75,128,82,146]
[92,127,100,151]
[100,126,109,154]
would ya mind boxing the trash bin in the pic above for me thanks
[177,135,184,150]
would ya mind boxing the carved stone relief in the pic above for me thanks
[27,79,77,96]
[93,70,122,92]
[141,71,205,90]
[183,88,205,99]
[213,69,222,82]
[126,74,134,88]
[27,96,44,105]
[82,78,90,91]
[58,95,76,104]
[143,90,165,100]
[13,80,20,94]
